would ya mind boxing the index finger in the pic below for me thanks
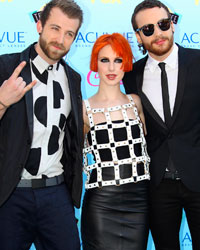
[10,61,27,80]
[23,80,37,94]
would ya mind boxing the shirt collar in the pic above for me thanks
[31,46,60,74]
[146,43,178,72]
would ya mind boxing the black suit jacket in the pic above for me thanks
[0,43,83,208]
[123,45,200,192]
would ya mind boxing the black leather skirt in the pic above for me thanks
[81,177,149,250]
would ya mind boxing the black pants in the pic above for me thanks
[0,183,80,250]
[150,179,200,250]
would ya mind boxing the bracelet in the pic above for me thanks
[0,100,9,109]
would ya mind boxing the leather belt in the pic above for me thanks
[17,174,64,189]
[163,171,181,181]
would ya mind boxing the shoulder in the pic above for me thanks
[0,43,34,71]
[123,56,147,86]
[178,44,200,60]
[82,99,91,134]
[129,93,141,105]
[0,52,21,84]
[82,99,87,113]
[124,56,147,75]
[63,62,81,81]
[128,94,143,113]
[0,52,20,67]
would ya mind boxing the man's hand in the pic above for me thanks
[0,61,37,108]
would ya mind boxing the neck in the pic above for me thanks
[97,84,123,101]
[35,43,58,65]
[149,43,174,62]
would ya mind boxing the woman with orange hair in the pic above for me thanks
[81,33,150,250]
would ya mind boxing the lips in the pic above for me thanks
[154,37,167,46]
[51,43,64,50]
[106,74,117,80]
[156,39,166,45]
[53,45,62,50]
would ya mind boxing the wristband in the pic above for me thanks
[0,100,9,109]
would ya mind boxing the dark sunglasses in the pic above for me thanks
[136,18,171,37]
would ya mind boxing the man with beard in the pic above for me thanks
[123,0,200,249]
[0,0,83,249]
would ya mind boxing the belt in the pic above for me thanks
[163,171,181,181]
[17,174,64,189]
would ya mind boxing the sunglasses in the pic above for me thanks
[136,18,171,37]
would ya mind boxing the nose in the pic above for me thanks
[154,23,163,36]
[56,32,65,45]
[108,61,115,71]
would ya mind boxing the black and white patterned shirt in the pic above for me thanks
[83,95,150,189]
[22,47,71,179]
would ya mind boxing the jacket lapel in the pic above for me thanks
[63,62,79,129]
[136,56,167,130]
[20,45,34,139]
[171,45,187,125]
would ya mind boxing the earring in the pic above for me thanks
[138,43,147,55]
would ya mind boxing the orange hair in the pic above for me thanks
[90,33,133,72]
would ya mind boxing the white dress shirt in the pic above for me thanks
[142,44,179,121]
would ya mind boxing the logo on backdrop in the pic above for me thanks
[181,232,192,247]
[0,31,27,49]
[171,2,200,49]
[75,31,135,48]
[181,32,200,49]
[168,5,200,49]
[31,5,46,23]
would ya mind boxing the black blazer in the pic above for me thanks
[0,44,83,208]
[123,45,200,192]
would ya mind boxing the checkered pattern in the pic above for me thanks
[83,95,150,189]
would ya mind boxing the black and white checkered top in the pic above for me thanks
[83,95,150,189]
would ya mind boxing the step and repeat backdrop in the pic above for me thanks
[1,0,199,249]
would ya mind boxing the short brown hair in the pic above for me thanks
[131,0,171,31]
[40,0,83,33]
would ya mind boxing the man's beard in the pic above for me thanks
[142,34,174,57]
[39,35,69,61]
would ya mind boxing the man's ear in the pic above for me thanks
[135,31,142,45]
[37,20,43,35]
[171,21,175,33]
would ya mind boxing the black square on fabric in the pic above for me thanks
[134,142,142,157]
[113,127,127,142]
[116,146,130,160]
[137,162,145,176]
[119,164,132,179]
[110,143,115,147]
[96,130,109,144]
[108,124,112,129]
[99,149,112,161]
[102,167,114,181]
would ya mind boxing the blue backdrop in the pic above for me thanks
[1,0,199,249]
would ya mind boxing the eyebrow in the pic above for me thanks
[50,24,76,35]
[143,18,170,26]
